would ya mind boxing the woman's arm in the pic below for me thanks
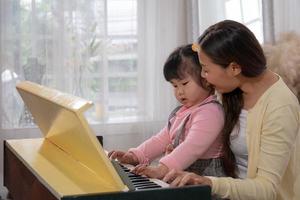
[163,169,212,187]
[215,105,298,200]
[133,163,170,179]
[164,104,299,200]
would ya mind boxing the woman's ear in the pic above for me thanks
[227,62,241,77]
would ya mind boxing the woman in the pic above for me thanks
[163,20,300,200]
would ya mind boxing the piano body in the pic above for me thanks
[3,81,211,200]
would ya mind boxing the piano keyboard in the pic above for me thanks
[111,160,169,191]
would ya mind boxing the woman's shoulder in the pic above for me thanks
[267,76,299,101]
[261,77,299,106]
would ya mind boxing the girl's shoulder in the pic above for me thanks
[198,95,222,110]
[174,95,223,119]
[190,97,224,117]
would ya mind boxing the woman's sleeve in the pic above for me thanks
[210,104,299,200]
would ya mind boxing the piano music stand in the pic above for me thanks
[3,81,212,200]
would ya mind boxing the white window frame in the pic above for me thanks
[0,0,165,137]
[225,0,263,43]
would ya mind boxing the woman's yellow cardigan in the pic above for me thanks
[210,77,300,200]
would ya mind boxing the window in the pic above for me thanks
[0,0,140,129]
[105,0,139,122]
[225,0,263,43]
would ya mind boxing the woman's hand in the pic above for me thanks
[108,150,139,166]
[163,169,212,187]
[132,163,169,179]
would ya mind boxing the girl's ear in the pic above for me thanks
[227,62,241,77]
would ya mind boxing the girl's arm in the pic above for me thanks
[129,126,171,164]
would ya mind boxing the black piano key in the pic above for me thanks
[132,180,156,184]
[131,180,151,184]
[127,173,141,177]
[128,175,146,179]
[136,185,162,190]
[128,174,149,180]
[130,178,148,182]
[132,179,161,186]
[133,182,153,186]
[133,182,161,187]
[110,160,136,191]
[131,179,151,183]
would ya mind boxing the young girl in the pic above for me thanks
[109,44,226,180]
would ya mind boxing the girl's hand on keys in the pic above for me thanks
[108,150,139,166]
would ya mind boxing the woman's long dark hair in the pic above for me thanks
[221,89,243,178]
[197,20,266,177]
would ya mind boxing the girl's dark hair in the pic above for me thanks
[197,20,266,177]
[163,44,213,93]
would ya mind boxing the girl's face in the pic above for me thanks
[170,74,210,108]
[198,49,240,94]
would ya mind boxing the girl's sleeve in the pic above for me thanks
[159,104,224,170]
[129,125,171,164]
[210,104,299,200]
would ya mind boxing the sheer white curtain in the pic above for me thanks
[273,0,300,39]
[198,0,226,34]
[0,0,192,193]
[95,0,191,148]
[198,0,264,43]
[0,0,191,133]
[263,0,300,43]
[0,0,110,129]
[138,0,188,121]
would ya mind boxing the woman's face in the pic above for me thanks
[198,49,240,94]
